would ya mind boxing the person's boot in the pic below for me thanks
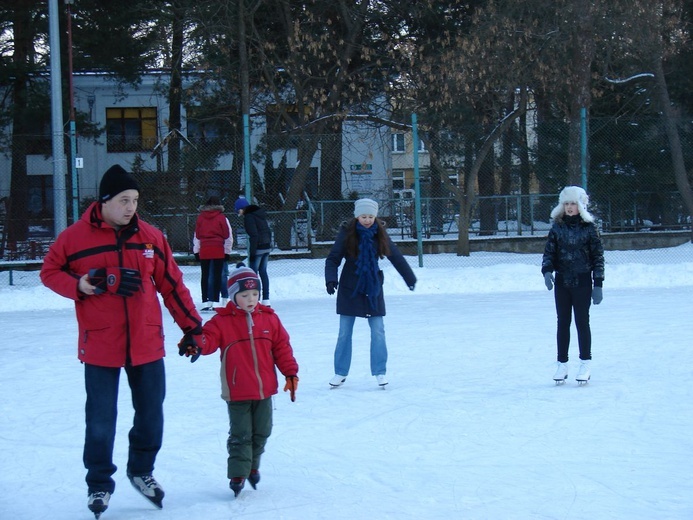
[229,477,245,497]
[248,469,260,490]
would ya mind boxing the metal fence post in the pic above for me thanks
[412,113,423,267]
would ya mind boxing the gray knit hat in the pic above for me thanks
[353,198,378,217]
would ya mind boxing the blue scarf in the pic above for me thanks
[352,222,381,307]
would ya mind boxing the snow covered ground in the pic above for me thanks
[2,244,693,520]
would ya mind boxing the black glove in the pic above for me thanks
[194,253,200,261]
[225,254,232,262]
[88,267,142,297]
[178,327,202,363]
[544,272,554,291]
[326,281,337,295]
[408,284,415,291]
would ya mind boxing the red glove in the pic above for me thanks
[88,267,142,297]
[283,376,299,402]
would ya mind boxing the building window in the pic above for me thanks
[392,133,405,153]
[392,169,405,190]
[418,138,427,152]
[106,107,157,152]
[185,106,230,144]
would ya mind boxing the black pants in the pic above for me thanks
[554,284,592,363]
[200,258,224,303]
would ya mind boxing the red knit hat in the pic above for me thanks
[227,263,260,304]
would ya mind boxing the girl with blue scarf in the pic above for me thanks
[325,199,417,388]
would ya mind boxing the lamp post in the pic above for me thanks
[65,0,79,222]
[49,0,68,235]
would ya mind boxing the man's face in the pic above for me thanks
[101,190,138,228]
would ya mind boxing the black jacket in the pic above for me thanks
[242,205,272,257]
[325,223,417,317]
[542,214,605,288]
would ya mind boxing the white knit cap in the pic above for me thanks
[354,198,378,217]
[550,186,594,222]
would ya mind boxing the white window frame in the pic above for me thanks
[392,133,405,153]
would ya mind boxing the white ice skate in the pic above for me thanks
[329,374,346,388]
[576,360,591,385]
[553,362,568,384]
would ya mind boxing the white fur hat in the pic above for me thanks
[550,186,594,222]
[354,198,378,217]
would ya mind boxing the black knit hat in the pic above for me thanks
[99,165,140,202]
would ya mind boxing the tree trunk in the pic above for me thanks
[518,88,531,226]
[318,123,344,240]
[168,3,185,206]
[566,0,595,186]
[428,130,445,233]
[8,6,32,244]
[652,54,693,242]
[275,135,320,249]
[455,89,527,255]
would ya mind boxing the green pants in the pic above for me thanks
[226,397,273,479]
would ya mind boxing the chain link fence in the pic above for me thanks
[1,115,691,286]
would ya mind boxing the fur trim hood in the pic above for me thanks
[199,204,225,213]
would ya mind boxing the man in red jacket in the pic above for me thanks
[41,165,203,518]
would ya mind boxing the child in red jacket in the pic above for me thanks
[178,264,298,496]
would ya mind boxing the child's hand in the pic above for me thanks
[284,376,299,402]
[178,327,203,363]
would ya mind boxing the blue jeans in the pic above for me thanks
[83,359,166,493]
[221,261,229,299]
[334,314,387,376]
[249,252,270,300]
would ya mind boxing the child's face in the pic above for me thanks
[357,214,376,228]
[564,201,579,216]
[235,289,260,312]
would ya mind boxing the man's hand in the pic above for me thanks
[178,327,203,363]
[88,267,142,297]
[326,282,337,295]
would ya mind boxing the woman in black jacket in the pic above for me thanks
[542,186,604,385]
[324,198,417,388]
[235,197,272,306]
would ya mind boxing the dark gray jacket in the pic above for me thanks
[542,215,605,288]
[325,224,417,317]
[243,205,272,257]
